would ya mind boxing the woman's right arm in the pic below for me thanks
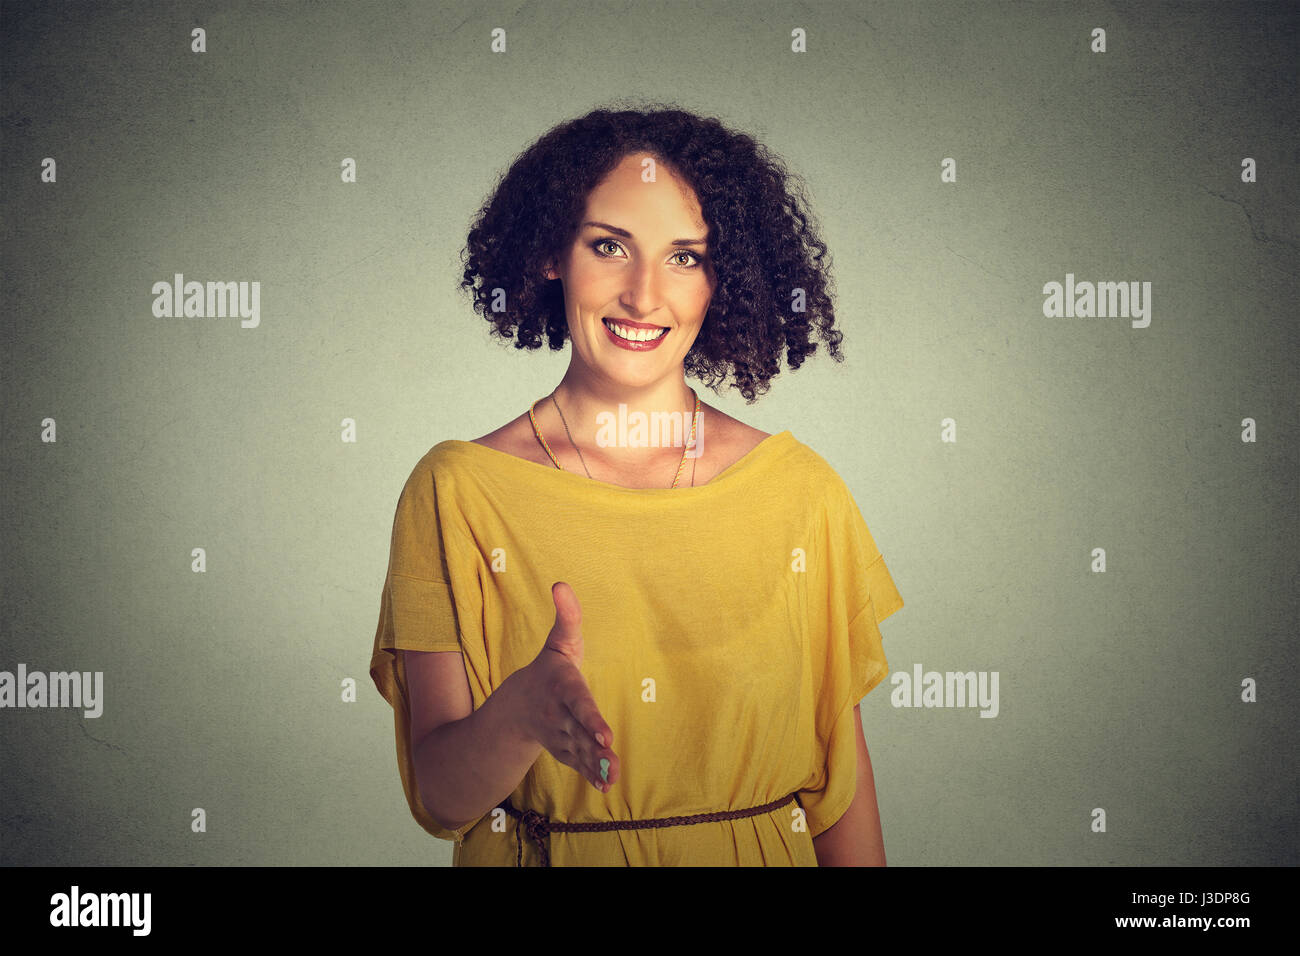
[403,581,620,833]
[404,649,542,832]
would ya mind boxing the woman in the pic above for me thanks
[369,105,904,866]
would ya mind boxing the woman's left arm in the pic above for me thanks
[811,703,887,866]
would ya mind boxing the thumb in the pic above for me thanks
[545,580,584,661]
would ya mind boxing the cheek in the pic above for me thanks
[567,253,613,295]
[689,284,713,320]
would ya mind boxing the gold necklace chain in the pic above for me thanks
[528,389,701,488]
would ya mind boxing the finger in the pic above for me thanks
[557,708,611,788]
[565,703,619,790]
[597,750,619,787]
[554,732,607,791]
[563,687,613,753]
[551,740,603,790]
[549,581,583,639]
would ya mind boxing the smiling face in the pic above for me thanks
[544,152,716,390]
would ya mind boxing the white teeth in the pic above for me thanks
[606,321,667,343]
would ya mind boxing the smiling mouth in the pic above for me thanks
[603,318,669,342]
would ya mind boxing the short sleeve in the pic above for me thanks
[798,476,904,839]
[368,457,483,843]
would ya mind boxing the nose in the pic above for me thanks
[617,257,663,318]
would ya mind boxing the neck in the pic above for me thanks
[548,370,700,462]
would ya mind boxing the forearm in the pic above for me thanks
[411,669,542,832]
[812,704,887,866]
[812,807,886,866]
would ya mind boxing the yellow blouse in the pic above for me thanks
[369,430,903,865]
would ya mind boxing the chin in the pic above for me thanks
[601,366,667,388]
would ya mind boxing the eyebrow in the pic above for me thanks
[582,220,708,246]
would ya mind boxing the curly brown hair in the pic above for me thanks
[458,102,844,403]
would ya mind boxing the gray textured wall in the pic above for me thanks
[1,0,1296,866]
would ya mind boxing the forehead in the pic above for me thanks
[582,154,706,232]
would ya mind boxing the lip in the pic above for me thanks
[602,317,670,351]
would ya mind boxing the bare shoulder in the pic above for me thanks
[702,405,771,454]
[689,407,771,484]
[467,414,519,451]
[469,413,552,466]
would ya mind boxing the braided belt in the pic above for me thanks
[497,793,800,866]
